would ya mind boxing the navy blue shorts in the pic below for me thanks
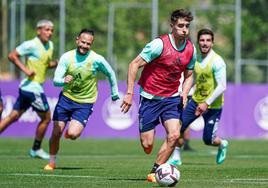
[53,93,93,127]
[138,96,183,133]
[13,89,49,112]
[181,99,222,144]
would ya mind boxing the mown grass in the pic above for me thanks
[0,138,267,188]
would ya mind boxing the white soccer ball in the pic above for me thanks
[155,163,180,187]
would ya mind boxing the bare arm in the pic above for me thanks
[8,50,35,77]
[127,55,147,94]
[48,59,58,68]
[121,55,147,113]
[181,69,193,108]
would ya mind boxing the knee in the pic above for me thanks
[68,133,79,140]
[9,112,20,122]
[40,111,51,125]
[12,114,20,121]
[66,129,80,140]
[42,116,51,125]
[167,132,180,144]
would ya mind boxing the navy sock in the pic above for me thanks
[150,163,160,173]
[32,139,41,151]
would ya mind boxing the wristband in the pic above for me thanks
[127,92,134,96]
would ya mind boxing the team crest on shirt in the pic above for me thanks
[199,74,206,83]
[166,57,183,82]
[175,58,182,66]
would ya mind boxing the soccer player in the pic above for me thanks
[168,28,228,166]
[178,76,195,151]
[182,96,195,151]
[0,19,57,159]
[44,29,119,170]
[120,9,196,182]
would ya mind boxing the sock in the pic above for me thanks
[32,139,41,151]
[150,163,160,173]
[220,140,228,148]
[49,155,56,164]
[184,140,189,147]
[170,147,181,160]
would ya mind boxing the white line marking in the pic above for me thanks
[0,154,144,159]
[1,173,142,183]
[3,173,268,185]
[5,173,100,179]
[184,178,268,184]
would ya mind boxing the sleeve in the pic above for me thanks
[205,56,227,105]
[213,57,226,84]
[95,55,119,100]
[53,53,70,87]
[139,38,163,63]
[186,44,197,70]
[16,40,34,56]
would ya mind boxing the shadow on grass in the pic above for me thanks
[108,177,145,181]
[183,162,213,166]
[40,167,84,170]
[107,178,164,187]
[48,166,105,170]
[56,167,84,170]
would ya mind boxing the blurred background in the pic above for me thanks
[0,0,268,139]
[0,0,267,83]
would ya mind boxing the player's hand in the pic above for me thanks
[64,75,73,83]
[120,93,133,113]
[195,102,208,116]
[26,69,35,77]
[49,60,58,68]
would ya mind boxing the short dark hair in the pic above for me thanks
[170,9,193,23]
[78,28,94,37]
[197,28,214,42]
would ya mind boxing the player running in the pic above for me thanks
[44,29,119,170]
[121,9,196,182]
[0,19,57,159]
[168,28,228,166]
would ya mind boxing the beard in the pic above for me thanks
[77,46,89,55]
[200,46,211,55]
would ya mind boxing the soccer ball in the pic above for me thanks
[155,163,180,187]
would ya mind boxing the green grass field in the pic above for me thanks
[0,138,267,188]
